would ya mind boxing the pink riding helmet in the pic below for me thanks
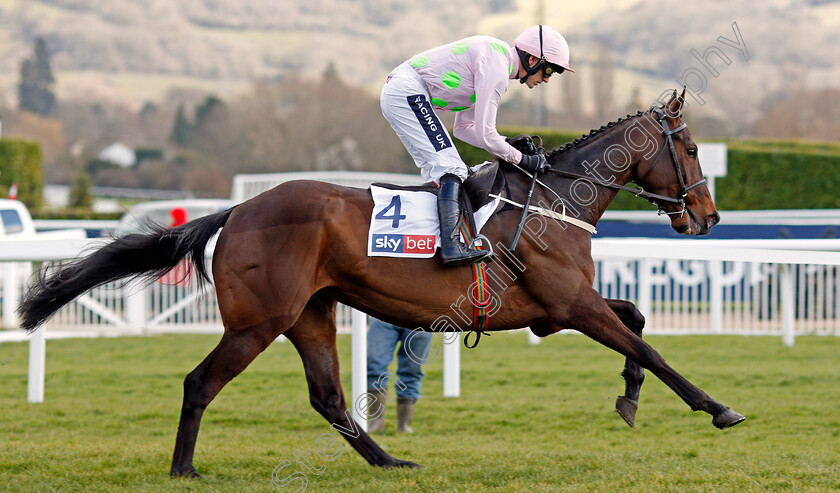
[514,25,574,73]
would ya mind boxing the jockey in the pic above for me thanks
[380,25,574,266]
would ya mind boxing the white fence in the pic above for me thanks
[5,239,840,338]
[7,170,840,419]
[592,239,840,344]
[231,171,424,203]
[5,235,840,419]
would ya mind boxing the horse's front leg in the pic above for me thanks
[606,298,645,427]
[565,289,745,429]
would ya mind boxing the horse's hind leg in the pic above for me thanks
[284,295,420,469]
[606,298,645,427]
[171,321,281,477]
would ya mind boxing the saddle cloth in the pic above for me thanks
[367,185,500,258]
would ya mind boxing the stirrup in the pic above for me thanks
[468,234,496,263]
[441,246,492,266]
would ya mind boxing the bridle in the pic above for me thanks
[544,107,705,218]
[634,107,706,216]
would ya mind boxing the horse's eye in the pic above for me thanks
[687,148,697,157]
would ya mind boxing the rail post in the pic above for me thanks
[780,264,795,347]
[351,309,368,431]
[2,262,20,327]
[709,260,724,333]
[27,325,45,403]
[124,281,146,335]
[637,259,653,320]
[443,333,460,397]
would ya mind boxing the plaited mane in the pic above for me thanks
[548,109,654,158]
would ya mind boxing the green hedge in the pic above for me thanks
[0,138,43,209]
[716,147,840,210]
[453,127,840,211]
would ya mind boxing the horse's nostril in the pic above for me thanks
[706,212,720,227]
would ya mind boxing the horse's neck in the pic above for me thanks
[547,142,637,226]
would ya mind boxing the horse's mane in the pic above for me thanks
[547,108,655,158]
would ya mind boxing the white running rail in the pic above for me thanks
[5,236,840,406]
[231,171,425,203]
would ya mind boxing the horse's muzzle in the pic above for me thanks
[706,212,721,229]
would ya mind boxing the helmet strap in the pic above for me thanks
[517,47,545,84]
[517,25,546,84]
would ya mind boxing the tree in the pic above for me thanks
[323,61,343,86]
[170,105,192,146]
[752,88,840,140]
[171,96,229,149]
[68,173,93,209]
[194,96,226,131]
[34,38,55,85]
[18,38,56,116]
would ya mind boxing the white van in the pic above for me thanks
[0,198,87,241]
[0,198,37,238]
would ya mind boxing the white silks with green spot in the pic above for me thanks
[381,63,470,183]
[389,35,524,171]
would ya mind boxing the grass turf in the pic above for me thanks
[1,332,838,492]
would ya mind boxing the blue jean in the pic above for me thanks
[367,318,433,400]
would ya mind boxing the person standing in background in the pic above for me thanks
[366,318,433,433]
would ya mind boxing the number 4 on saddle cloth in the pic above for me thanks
[367,161,504,259]
[367,162,505,338]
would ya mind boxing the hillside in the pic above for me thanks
[0,0,515,104]
[0,0,838,114]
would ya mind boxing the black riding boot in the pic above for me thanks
[437,174,492,266]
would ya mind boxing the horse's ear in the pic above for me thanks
[665,88,684,118]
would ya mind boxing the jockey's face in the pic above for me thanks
[519,55,552,89]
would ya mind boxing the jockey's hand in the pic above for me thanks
[506,134,538,155]
[519,153,549,174]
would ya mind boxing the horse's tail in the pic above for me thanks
[17,207,236,333]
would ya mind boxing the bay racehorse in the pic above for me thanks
[18,89,745,477]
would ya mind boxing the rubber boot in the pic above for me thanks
[367,389,388,433]
[396,398,417,433]
[437,174,493,266]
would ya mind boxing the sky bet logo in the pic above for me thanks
[371,234,436,254]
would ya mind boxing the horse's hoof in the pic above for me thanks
[385,459,422,469]
[615,396,638,428]
[712,407,746,429]
[171,467,203,479]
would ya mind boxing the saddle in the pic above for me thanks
[372,162,505,235]
[370,134,539,232]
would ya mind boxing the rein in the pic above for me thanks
[545,107,705,217]
[546,169,683,206]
